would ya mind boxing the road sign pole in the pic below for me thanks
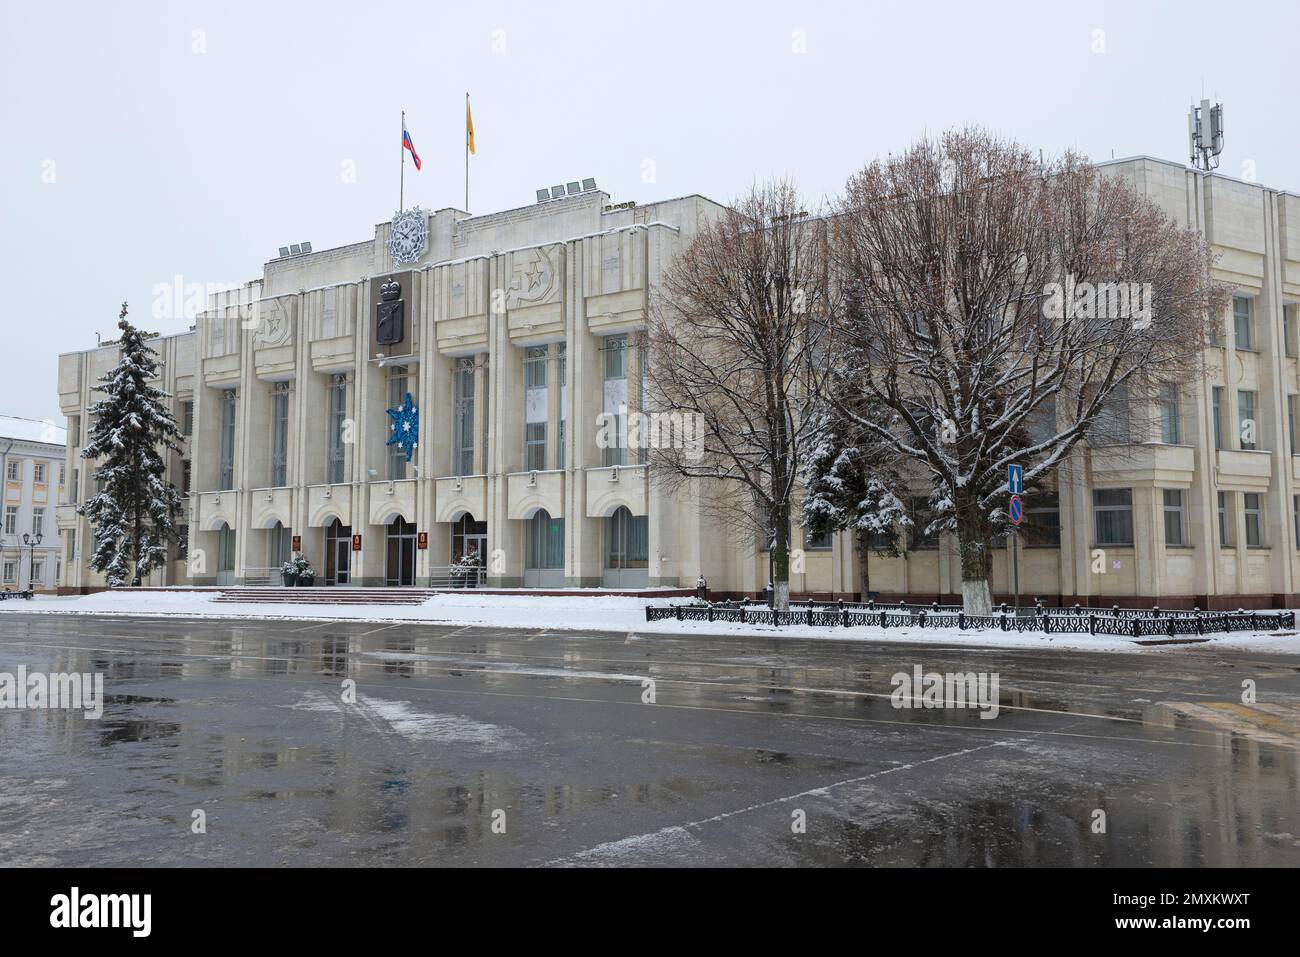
[1012,527,1020,614]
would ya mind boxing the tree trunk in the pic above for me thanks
[770,504,791,611]
[854,528,871,602]
[957,531,992,616]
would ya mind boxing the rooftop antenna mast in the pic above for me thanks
[1188,98,1224,171]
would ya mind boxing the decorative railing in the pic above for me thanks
[644,601,1295,637]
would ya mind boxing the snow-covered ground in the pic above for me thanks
[1,590,1297,655]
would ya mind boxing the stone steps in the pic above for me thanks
[214,588,436,605]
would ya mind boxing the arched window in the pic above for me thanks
[606,507,647,569]
[526,510,564,569]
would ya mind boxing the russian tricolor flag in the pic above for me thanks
[402,120,421,171]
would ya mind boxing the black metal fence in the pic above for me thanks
[645,601,1295,637]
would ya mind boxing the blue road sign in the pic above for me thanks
[1009,494,1023,525]
[1007,464,1024,495]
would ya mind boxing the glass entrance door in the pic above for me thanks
[325,520,351,586]
[386,517,417,586]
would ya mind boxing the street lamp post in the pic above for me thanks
[22,532,42,592]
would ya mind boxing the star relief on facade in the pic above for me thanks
[387,207,428,266]
[253,298,294,348]
[507,246,558,308]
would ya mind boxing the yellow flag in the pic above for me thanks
[466,99,475,155]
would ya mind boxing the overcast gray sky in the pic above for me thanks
[2,0,1296,424]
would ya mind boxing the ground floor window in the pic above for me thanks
[1162,489,1185,546]
[606,507,648,569]
[1093,489,1133,546]
[452,513,488,563]
[268,521,292,569]
[3,560,16,583]
[1243,493,1264,547]
[526,510,564,569]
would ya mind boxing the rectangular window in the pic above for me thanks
[805,528,833,550]
[1162,489,1185,546]
[387,366,409,481]
[1024,494,1061,547]
[181,401,194,436]
[175,524,189,562]
[1,561,14,583]
[454,357,475,476]
[1158,383,1180,444]
[5,460,18,481]
[523,347,549,470]
[181,461,191,495]
[1243,492,1264,547]
[1092,385,1130,445]
[271,385,289,487]
[1233,295,1253,349]
[33,463,46,484]
[58,465,65,486]
[1291,395,1298,457]
[1238,390,1257,451]
[3,506,16,535]
[909,497,938,549]
[558,343,567,470]
[31,560,43,583]
[1212,387,1224,450]
[32,508,44,537]
[524,422,547,472]
[1093,488,1134,546]
[327,377,347,485]
[603,335,628,467]
[1285,305,1297,357]
[219,388,236,489]
[1218,491,1232,547]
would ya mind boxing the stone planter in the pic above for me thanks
[297,576,315,587]
[282,571,298,587]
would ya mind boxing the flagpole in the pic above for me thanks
[400,110,405,211]
[464,93,469,212]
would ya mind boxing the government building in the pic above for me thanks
[53,156,1300,607]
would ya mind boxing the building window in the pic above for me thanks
[1158,383,1180,444]
[805,528,832,550]
[1233,295,1253,349]
[1162,489,1186,546]
[327,376,347,485]
[1285,305,1297,357]
[1238,390,1257,451]
[909,497,939,549]
[607,506,648,569]
[1093,488,1133,546]
[3,506,16,535]
[602,335,629,467]
[525,509,564,569]
[181,461,191,496]
[1212,387,1224,450]
[219,388,236,489]
[1243,493,1264,547]
[271,383,289,487]
[1092,385,1129,445]
[58,465,65,486]
[175,524,188,562]
[31,560,43,584]
[387,366,409,481]
[33,463,46,484]
[1290,396,1298,457]
[558,343,567,470]
[268,521,291,569]
[1024,494,1061,547]
[5,460,18,481]
[181,400,194,436]
[523,347,548,471]
[524,422,547,472]
[2,561,15,583]
[454,358,476,477]
[1218,491,1232,547]
[32,508,44,537]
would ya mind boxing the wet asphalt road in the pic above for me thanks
[0,612,1298,867]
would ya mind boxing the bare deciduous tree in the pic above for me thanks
[646,179,830,610]
[828,128,1224,614]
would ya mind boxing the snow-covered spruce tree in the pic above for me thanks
[829,128,1224,615]
[77,303,186,587]
[802,405,909,601]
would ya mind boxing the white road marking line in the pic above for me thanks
[548,741,1014,864]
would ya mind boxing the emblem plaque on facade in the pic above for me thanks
[376,277,404,346]
[386,206,428,266]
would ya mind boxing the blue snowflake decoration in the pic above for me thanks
[386,392,419,462]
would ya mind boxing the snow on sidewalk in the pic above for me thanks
[1,589,1297,655]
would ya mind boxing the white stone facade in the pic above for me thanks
[53,159,1300,606]
[1,415,66,592]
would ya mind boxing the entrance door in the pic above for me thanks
[386,517,417,586]
[603,507,649,588]
[216,523,237,586]
[325,519,351,586]
[452,514,488,587]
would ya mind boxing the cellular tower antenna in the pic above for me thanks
[1188,98,1225,171]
